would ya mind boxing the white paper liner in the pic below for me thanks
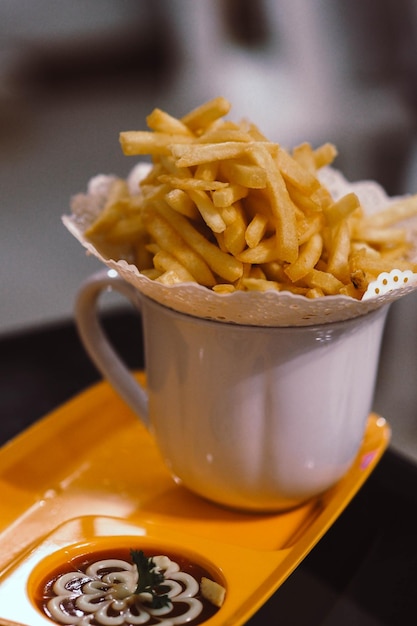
[63,164,417,327]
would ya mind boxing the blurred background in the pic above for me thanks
[1,0,417,458]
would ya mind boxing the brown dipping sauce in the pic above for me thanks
[34,547,223,625]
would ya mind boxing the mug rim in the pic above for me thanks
[140,293,389,332]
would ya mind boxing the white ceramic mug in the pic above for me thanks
[75,269,389,512]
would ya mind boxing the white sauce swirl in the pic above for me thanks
[46,555,204,625]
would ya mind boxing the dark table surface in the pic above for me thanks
[2,308,417,625]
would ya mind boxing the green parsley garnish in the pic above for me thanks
[130,549,171,609]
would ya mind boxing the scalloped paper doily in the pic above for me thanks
[63,165,417,327]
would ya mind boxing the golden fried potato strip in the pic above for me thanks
[120,131,192,156]
[180,96,231,132]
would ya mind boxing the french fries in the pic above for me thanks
[84,97,417,299]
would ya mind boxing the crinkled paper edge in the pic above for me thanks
[63,165,417,327]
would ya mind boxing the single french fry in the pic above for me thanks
[219,161,267,189]
[287,182,322,214]
[304,268,345,294]
[199,128,253,143]
[241,277,280,292]
[297,213,325,246]
[237,235,281,264]
[212,283,236,293]
[284,233,323,282]
[245,213,269,248]
[291,143,316,173]
[195,161,219,181]
[352,225,407,246]
[222,201,247,255]
[165,188,200,219]
[212,184,248,208]
[276,146,320,194]
[171,141,276,168]
[324,192,360,227]
[119,131,192,156]
[306,287,325,298]
[157,174,228,191]
[187,189,226,233]
[146,108,194,136]
[153,249,197,282]
[180,96,231,132]
[326,220,351,282]
[156,269,193,285]
[213,230,227,253]
[250,144,299,263]
[313,143,338,169]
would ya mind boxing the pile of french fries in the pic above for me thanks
[85,97,417,300]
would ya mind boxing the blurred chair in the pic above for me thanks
[164,0,415,191]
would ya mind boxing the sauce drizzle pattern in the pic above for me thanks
[45,555,205,625]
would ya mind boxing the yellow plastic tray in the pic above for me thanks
[0,374,390,626]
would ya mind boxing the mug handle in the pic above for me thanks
[75,269,149,426]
